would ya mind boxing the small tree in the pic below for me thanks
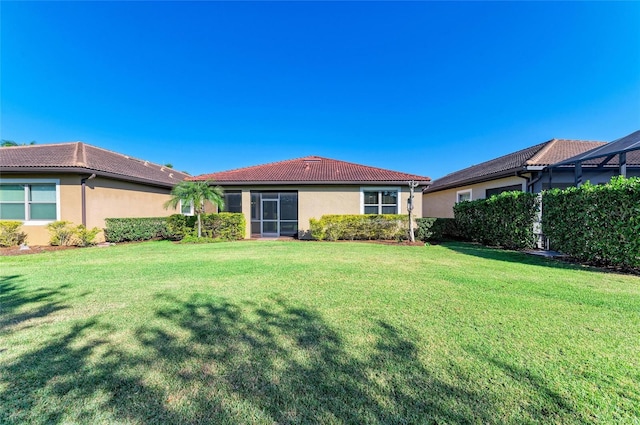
[163,181,225,238]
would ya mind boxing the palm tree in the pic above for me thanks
[164,181,225,238]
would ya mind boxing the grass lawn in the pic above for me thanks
[1,240,639,424]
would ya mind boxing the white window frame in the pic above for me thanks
[179,200,194,216]
[456,189,472,203]
[0,178,60,225]
[360,187,401,214]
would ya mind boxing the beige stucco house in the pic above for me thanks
[0,142,189,245]
[422,139,608,218]
[191,156,431,239]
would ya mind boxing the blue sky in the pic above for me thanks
[2,1,639,179]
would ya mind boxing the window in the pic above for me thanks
[456,189,472,203]
[223,191,242,213]
[361,188,400,214]
[180,200,194,216]
[485,184,523,198]
[0,180,59,222]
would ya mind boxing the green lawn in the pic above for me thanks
[1,241,639,424]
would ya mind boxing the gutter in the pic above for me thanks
[81,173,96,226]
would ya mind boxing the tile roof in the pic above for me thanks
[553,130,640,166]
[424,139,605,193]
[0,142,188,187]
[191,156,431,185]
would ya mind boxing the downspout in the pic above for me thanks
[526,169,546,193]
[81,174,96,226]
[515,169,531,192]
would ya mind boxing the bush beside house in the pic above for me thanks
[415,217,459,242]
[47,221,101,247]
[0,221,27,247]
[542,176,640,269]
[310,214,408,241]
[453,191,539,250]
[104,214,245,243]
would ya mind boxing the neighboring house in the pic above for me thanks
[422,139,610,218]
[191,156,430,239]
[548,129,640,185]
[0,142,189,245]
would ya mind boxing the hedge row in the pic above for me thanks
[541,176,640,269]
[453,191,539,250]
[104,217,172,242]
[309,214,408,241]
[104,214,245,243]
[415,217,459,242]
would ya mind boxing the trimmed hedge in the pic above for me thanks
[104,217,171,243]
[200,213,246,241]
[105,213,246,243]
[454,191,539,250]
[542,176,640,269]
[309,214,408,241]
[0,220,27,247]
[415,217,459,242]
[166,214,197,240]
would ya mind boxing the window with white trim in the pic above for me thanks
[180,200,194,216]
[0,181,59,221]
[456,189,472,203]
[362,188,399,214]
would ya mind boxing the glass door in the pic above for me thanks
[261,196,279,237]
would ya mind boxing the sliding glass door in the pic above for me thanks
[251,191,298,238]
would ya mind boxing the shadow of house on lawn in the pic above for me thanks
[2,293,501,424]
[441,241,593,272]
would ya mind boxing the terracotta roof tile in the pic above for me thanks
[191,156,430,184]
[0,142,188,187]
[425,139,605,192]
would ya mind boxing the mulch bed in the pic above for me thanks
[0,245,79,256]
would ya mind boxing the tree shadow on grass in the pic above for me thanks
[1,292,506,424]
[0,275,73,333]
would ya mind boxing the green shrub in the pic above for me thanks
[416,218,460,242]
[47,221,100,246]
[415,218,436,242]
[542,176,640,269]
[47,221,77,246]
[431,218,459,240]
[104,217,170,243]
[104,214,245,243]
[166,214,197,240]
[309,218,325,241]
[74,225,102,247]
[200,212,245,241]
[0,220,27,247]
[454,191,539,250]
[309,214,408,241]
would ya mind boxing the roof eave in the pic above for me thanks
[189,179,431,186]
[423,167,533,194]
[0,166,185,188]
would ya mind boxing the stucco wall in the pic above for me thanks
[1,173,176,245]
[85,177,176,230]
[422,176,527,218]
